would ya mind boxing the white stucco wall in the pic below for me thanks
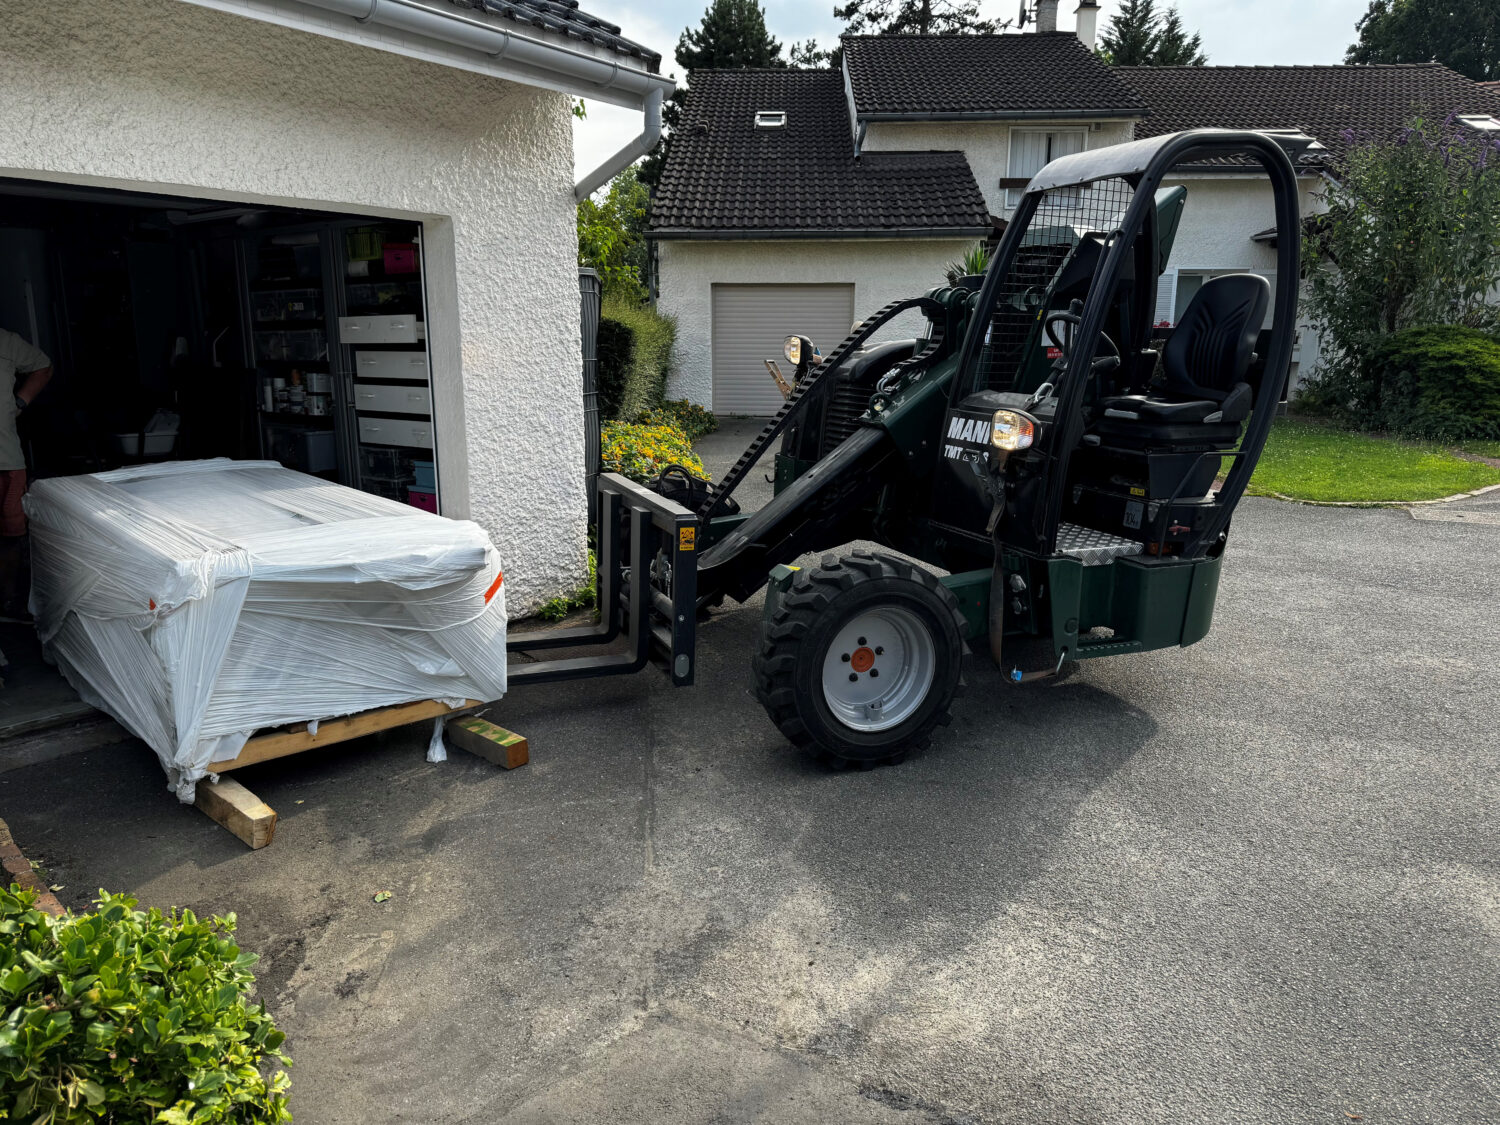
[657,238,973,409]
[0,0,587,613]
[862,118,1137,219]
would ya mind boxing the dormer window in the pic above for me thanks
[755,110,787,129]
[1457,114,1500,133]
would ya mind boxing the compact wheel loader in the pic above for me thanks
[506,129,1306,767]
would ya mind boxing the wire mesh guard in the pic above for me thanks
[977,177,1137,394]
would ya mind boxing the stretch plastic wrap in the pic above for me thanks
[25,460,507,800]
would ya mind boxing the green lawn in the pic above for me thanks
[1243,419,1500,504]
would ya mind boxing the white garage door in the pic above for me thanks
[711,284,856,415]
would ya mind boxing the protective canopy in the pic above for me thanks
[25,460,508,800]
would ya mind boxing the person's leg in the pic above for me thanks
[0,470,29,619]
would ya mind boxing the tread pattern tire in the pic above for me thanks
[752,550,966,768]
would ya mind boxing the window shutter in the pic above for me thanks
[1009,132,1050,180]
[1050,131,1086,160]
[1154,267,1179,327]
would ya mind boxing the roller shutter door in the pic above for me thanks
[711,284,855,415]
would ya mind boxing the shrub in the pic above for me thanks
[638,400,718,441]
[1363,325,1500,441]
[600,421,707,485]
[0,885,290,1124]
[596,298,676,422]
[1300,114,1500,416]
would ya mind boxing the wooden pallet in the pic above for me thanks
[193,698,526,849]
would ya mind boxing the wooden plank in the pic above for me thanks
[445,716,529,770]
[208,698,483,773]
[195,777,277,849]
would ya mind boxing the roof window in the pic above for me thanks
[1457,114,1500,133]
[754,110,787,129]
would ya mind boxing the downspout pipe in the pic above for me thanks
[574,85,664,201]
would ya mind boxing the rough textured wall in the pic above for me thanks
[862,119,1137,218]
[0,0,586,614]
[657,238,971,408]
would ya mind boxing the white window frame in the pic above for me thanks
[1006,127,1088,208]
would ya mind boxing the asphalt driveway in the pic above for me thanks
[2,425,1497,1123]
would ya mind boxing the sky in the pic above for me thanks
[573,0,1374,180]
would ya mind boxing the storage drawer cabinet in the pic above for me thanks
[338,315,419,345]
[354,382,431,415]
[355,349,428,381]
[358,416,433,448]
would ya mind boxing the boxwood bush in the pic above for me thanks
[1364,326,1500,442]
[0,885,290,1124]
[597,298,676,422]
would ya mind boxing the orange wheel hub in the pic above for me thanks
[850,647,876,673]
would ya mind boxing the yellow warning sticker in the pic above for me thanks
[679,526,696,551]
[1130,487,1146,497]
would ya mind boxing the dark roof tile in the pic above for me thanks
[843,33,1146,117]
[1118,64,1500,164]
[650,69,990,236]
[445,0,660,69]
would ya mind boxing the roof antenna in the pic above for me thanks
[1018,1,1031,28]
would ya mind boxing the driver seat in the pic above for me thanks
[1099,273,1271,432]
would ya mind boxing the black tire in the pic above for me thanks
[752,550,966,767]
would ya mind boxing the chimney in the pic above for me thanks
[1074,0,1100,50]
[1035,0,1058,33]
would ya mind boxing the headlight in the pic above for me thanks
[991,410,1036,452]
[783,336,801,365]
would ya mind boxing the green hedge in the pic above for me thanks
[597,298,676,422]
[1363,326,1500,442]
[0,885,291,1123]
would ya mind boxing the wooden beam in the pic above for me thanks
[445,716,529,770]
[195,777,277,849]
[208,698,483,773]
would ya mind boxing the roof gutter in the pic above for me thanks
[179,0,673,193]
[858,108,1145,122]
[649,226,991,241]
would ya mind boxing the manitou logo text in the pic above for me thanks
[943,414,991,463]
[947,416,990,444]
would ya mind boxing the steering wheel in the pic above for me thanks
[1044,311,1121,364]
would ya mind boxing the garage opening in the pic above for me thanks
[711,283,854,416]
[0,178,442,734]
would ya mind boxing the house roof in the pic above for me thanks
[445,0,660,68]
[842,33,1147,119]
[1118,64,1500,166]
[649,69,991,239]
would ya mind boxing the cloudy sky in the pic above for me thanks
[573,0,1374,179]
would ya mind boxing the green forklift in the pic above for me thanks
[506,128,1306,767]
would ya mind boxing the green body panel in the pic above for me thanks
[773,452,814,496]
[1045,557,1084,658]
[939,569,992,641]
[703,511,751,547]
[1180,553,1223,646]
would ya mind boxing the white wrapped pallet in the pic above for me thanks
[25,460,508,801]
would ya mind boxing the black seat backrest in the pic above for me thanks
[1162,274,1271,402]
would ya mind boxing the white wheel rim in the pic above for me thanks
[820,605,937,732]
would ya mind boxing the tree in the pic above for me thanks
[1345,0,1500,82]
[578,168,652,300]
[640,0,790,186]
[675,0,786,71]
[1099,0,1206,65]
[1154,8,1207,66]
[1098,0,1161,65]
[831,0,1004,37]
[1299,116,1500,425]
